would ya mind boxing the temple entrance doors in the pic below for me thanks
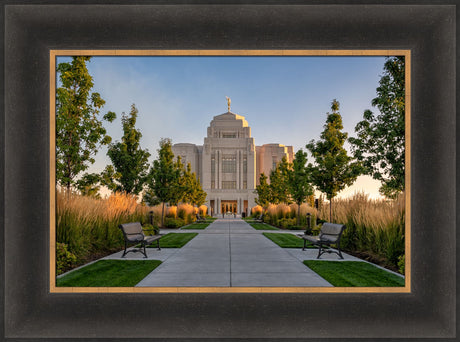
[221,200,237,214]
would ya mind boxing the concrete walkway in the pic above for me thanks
[104,218,364,287]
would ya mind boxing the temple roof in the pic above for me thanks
[212,112,249,127]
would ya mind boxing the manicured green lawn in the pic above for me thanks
[303,260,405,287]
[263,232,315,248]
[250,223,279,230]
[182,222,210,229]
[56,260,161,287]
[148,233,198,248]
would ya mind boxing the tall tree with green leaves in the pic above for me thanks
[288,149,314,225]
[192,178,207,207]
[167,156,187,206]
[349,56,405,199]
[145,138,181,227]
[255,173,272,214]
[56,56,116,191]
[103,104,151,195]
[269,156,292,205]
[76,173,102,198]
[181,163,207,207]
[306,99,362,221]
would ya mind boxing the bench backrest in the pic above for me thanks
[319,223,346,243]
[119,222,144,242]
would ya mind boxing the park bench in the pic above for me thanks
[119,222,162,258]
[299,222,346,259]
[196,213,206,222]
[254,213,264,222]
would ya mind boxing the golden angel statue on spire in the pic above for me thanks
[226,96,231,112]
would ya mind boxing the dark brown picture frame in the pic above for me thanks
[2,1,456,340]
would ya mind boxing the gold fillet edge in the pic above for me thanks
[404,52,411,293]
[51,286,410,294]
[49,49,411,294]
[50,53,57,292]
[49,49,409,57]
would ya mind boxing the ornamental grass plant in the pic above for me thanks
[56,190,205,275]
[257,192,405,272]
[56,190,152,274]
[318,192,405,271]
[264,203,318,230]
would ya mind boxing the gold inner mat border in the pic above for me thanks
[49,49,411,294]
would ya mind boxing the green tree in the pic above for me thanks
[306,99,362,221]
[269,156,292,204]
[255,173,272,215]
[103,104,151,195]
[168,156,187,206]
[192,178,207,207]
[349,56,405,199]
[288,149,314,225]
[181,163,207,207]
[76,173,101,198]
[56,56,116,191]
[145,138,181,227]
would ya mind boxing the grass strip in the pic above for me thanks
[303,260,405,287]
[182,222,210,229]
[56,260,161,287]
[250,223,279,230]
[263,232,315,248]
[148,232,198,248]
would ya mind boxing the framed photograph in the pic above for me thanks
[3,2,456,340]
[50,49,410,294]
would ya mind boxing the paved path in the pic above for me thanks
[129,218,348,287]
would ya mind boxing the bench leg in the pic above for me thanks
[337,250,344,259]
[142,242,148,258]
[316,243,323,259]
[121,241,128,258]
[337,242,344,259]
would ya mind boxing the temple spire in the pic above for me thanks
[226,96,231,112]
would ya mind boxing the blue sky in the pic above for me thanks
[58,55,389,199]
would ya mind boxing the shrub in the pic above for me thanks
[164,217,185,228]
[166,206,177,218]
[177,203,195,224]
[56,242,77,275]
[251,205,263,217]
[397,255,405,275]
[142,223,160,235]
[276,203,291,220]
[199,205,208,216]
[278,218,296,229]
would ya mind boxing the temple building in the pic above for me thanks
[172,102,293,216]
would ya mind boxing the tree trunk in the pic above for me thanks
[297,202,301,226]
[66,182,71,198]
[329,197,333,222]
[161,202,165,228]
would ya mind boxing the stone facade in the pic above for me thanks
[172,111,293,216]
